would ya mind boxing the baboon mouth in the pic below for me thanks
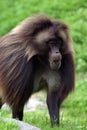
[50,61,61,70]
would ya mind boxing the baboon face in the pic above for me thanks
[9,15,71,71]
[34,24,69,70]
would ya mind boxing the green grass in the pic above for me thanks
[0,110,19,130]
[0,117,19,130]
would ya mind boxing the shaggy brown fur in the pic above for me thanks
[0,14,75,126]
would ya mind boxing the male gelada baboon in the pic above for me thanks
[0,14,75,126]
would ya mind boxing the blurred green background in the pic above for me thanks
[0,0,87,74]
[0,0,87,130]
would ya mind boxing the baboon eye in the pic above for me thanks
[46,38,57,45]
[46,37,63,46]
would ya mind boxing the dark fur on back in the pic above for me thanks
[0,45,34,107]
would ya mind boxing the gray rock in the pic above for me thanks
[5,118,41,130]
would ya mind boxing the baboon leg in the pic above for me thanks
[47,91,60,126]
[12,106,24,120]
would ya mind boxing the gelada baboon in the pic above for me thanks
[0,14,75,126]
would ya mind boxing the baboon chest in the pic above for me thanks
[33,68,60,92]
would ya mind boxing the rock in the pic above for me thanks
[24,97,46,111]
[5,118,41,130]
[2,103,10,110]
[2,96,46,111]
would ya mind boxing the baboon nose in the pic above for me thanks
[53,53,62,64]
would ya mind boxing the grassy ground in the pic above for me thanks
[0,0,87,130]
[0,117,19,130]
